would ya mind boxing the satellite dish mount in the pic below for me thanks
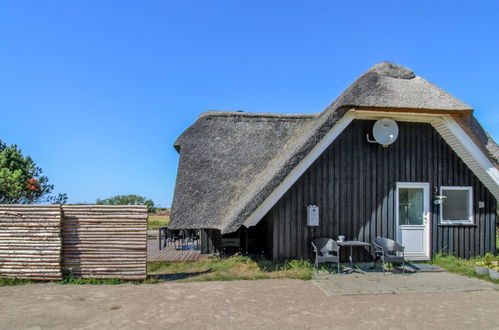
[366,118,399,147]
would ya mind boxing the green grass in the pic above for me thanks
[147,255,314,282]
[0,277,33,286]
[1,256,313,286]
[147,215,169,230]
[431,253,499,285]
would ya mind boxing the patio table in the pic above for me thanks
[337,240,371,272]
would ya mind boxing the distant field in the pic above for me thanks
[148,215,169,230]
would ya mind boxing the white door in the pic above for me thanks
[396,182,430,260]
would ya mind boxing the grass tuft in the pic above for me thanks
[0,277,33,286]
[431,252,499,284]
[59,273,127,285]
[147,255,314,282]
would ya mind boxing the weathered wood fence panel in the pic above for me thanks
[61,205,148,280]
[0,205,62,280]
[0,205,148,280]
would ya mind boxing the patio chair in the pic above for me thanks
[171,229,183,250]
[182,229,199,249]
[164,228,175,247]
[311,238,340,274]
[192,230,200,249]
[373,237,405,275]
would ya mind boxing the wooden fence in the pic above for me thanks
[61,205,147,280]
[0,205,147,280]
[0,205,63,280]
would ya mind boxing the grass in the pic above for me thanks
[0,277,33,286]
[147,255,314,282]
[147,215,169,230]
[0,256,313,286]
[431,253,499,285]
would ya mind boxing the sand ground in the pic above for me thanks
[0,273,498,329]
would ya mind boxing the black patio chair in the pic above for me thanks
[311,237,340,274]
[171,229,183,250]
[164,228,175,247]
[182,229,197,248]
[373,237,405,275]
[192,230,200,249]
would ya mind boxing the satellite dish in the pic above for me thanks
[372,119,399,147]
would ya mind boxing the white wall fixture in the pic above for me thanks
[307,205,319,226]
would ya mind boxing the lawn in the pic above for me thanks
[147,215,169,230]
[147,255,314,282]
[431,253,499,285]
[0,257,313,286]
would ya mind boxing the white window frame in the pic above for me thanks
[439,186,474,224]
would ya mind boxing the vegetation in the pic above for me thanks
[50,193,68,204]
[0,277,33,286]
[0,139,54,203]
[147,255,314,282]
[431,253,499,284]
[96,194,156,212]
[148,215,169,230]
[1,256,313,286]
[59,273,127,285]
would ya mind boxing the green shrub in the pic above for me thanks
[0,277,32,286]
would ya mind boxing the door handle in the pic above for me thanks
[424,212,430,224]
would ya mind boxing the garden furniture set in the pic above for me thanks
[312,236,405,274]
[158,227,200,251]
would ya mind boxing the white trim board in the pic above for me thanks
[243,110,499,228]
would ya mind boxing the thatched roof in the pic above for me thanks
[333,62,472,112]
[169,62,498,233]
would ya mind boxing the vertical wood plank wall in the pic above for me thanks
[200,229,221,254]
[0,205,63,280]
[61,205,148,280]
[266,120,497,262]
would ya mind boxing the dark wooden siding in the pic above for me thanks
[200,229,221,254]
[265,120,497,262]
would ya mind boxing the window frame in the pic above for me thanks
[439,186,474,225]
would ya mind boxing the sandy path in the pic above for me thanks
[0,278,498,329]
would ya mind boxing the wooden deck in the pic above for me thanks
[147,238,204,262]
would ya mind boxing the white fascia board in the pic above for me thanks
[441,116,499,184]
[242,112,356,227]
[436,116,499,199]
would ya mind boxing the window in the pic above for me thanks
[440,186,473,224]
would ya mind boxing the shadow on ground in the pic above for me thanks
[148,269,213,281]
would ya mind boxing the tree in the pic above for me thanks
[49,193,68,205]
[0,139,54,204]
[96,194,156,212]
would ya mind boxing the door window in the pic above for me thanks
[399,188,424,225]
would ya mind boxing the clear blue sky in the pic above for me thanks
[1,1,498,206]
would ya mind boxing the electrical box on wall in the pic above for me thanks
[307,205,319,226]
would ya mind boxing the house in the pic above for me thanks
[169,62,498,262]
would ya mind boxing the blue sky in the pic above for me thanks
[1,1,498,206]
